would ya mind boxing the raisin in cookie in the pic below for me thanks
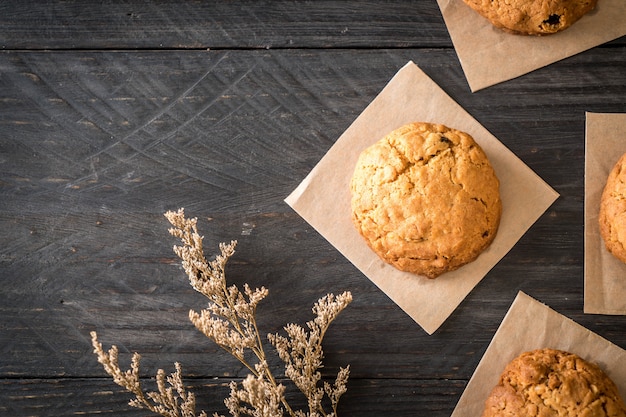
[599,152,626,264]
[462,0,598,35]
[481,348,626,417]
[350,122,501,279]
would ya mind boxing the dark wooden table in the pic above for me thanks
[1,2,625,416]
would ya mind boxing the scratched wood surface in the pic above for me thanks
[1,1,626,416]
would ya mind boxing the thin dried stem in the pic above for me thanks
[268,292,352,417]
[90,331,207,417]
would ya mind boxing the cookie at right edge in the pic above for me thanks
[462,0,598,35]
[599,152,626,264]
[481,348,626,417]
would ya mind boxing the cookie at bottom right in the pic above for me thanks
[481,348,626,417]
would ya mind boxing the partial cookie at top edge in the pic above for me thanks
[462,0,598,36]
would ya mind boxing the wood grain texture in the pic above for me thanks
[0,377,465,416]
[0,1,450,50]
[1,1,626,416]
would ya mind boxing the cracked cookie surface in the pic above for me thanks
[350,122,501,279]
[599,152,626,264]
[481,348,626,417]
[462,0,598,35]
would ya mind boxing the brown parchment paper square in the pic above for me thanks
[285,61,558,334]
[584,112,626,315]
[436,0,626,92]
[452,291,626,416]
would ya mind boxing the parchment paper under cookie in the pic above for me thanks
[452,291,626,416]
[584,112,626,315]
[436,0,626,92]
[285,61,558,334]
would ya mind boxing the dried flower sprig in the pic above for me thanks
[91,208,352,417]
[90,332,206,417]
[268,292,352,417]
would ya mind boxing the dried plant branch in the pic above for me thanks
[268,292,352,417]
[90,331,207,417]
[91,208,351,417]
[224,362,286,417]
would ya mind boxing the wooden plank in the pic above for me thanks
[0,377,465,416]
[2,48,625,217]
[3,1,622,51]
[0,1,451,50]
[0,377,233,416]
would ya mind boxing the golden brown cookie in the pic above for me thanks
[599,152,626,264]
[481,348,626,417]
[462,0,598,36]
[349,122,501,279]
